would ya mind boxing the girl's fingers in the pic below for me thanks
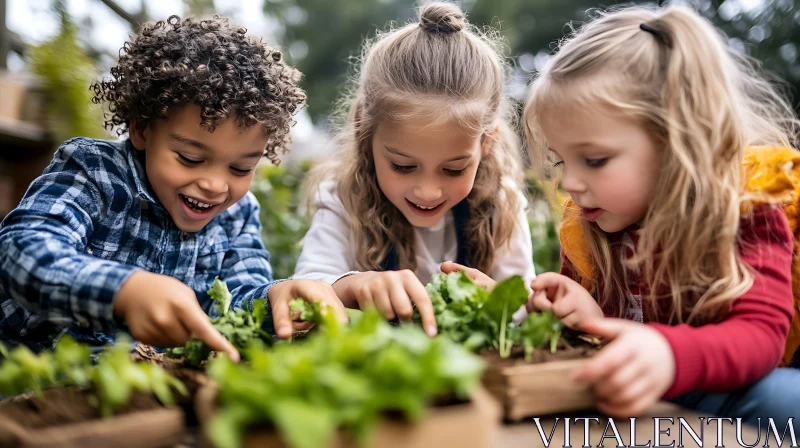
[370,284,396,320]
[572,337,635,384]
[550,295,574,317]
[597,385,660,417]
[405,277,437,337]
[529,291,553,311]
[319,291,349,324]
[592,359,645,401]
[530,272,566,292]
[440,261,469,274]
[388,282,414,321]
[440,262,494,288]
[559,310,584,330]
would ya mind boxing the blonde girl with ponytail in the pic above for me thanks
[523,4,800,424]
[293,2,534,335]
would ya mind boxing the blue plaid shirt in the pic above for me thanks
[0,137,280,351]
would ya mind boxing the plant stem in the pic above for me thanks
[499,302,509,358]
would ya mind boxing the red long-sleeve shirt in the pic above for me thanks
[561,204,794,398]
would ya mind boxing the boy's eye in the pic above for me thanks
[444,168,467,177]
[390,163,416,173]
[585,157,608,168]
[178,154,202,165]
[230,167,254,176]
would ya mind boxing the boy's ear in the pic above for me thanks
[128,121,147,151]
[480,125,499,157]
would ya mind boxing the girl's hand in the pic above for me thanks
[527,272,603,329]
[268,279,349,339]
[114,271,240,361]
[333,271,437,337]
[439,262,497,290]
[572,318,676,417]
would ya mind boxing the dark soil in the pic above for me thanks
[133,344,208,426]
[480,331,603,367]
[0,388,161,429]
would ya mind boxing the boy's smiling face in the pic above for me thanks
[130,104,268,233]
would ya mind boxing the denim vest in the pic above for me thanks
[379,199,474,271]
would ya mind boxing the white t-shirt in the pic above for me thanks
[293,181,536,287]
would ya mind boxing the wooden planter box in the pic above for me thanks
[482,358,594,421]
[195,383,501,448]
[0,387,185,448]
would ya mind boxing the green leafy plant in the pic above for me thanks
[250,163,311,280]
[0,335,92,396]
[168,278,274,366]
[206,307,484,448]
[417,272,563,360]
[29,1,105,145]
[0,336,186,417]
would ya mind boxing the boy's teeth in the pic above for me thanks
[184,196,212,209]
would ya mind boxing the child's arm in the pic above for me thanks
[0,139,141,334]
[649,204,794,398]
[293,183,358,284]
[0,139,236,356]
[574,204,794,413]
[212,192,348,338]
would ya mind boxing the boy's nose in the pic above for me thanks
[197,177,229,196]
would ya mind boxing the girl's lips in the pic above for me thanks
[406,199,445,218]
[582,207,604,222]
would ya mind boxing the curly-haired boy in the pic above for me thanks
[0,15,346,355]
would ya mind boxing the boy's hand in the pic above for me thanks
[439,262,496,290]
[333,271,437,337]
[571,318,675,416]
[113,271,240,361]
[527,272,603,329]
[268,279,349,339]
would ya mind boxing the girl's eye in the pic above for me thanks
[552,161,565,168]
[178,154,202,165]
[390,163,416,173]
[444,168,467,177]
[585,158,609,168]
[231,167,254,176]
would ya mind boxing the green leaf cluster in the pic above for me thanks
[418,272,562,360]
[0,336,186,417]
[0,335,92,396]
[206,308,484,448]
[168,278,274,367]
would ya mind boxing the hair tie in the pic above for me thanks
[639,23,672,48]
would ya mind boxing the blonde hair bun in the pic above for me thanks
[419,2,466,34]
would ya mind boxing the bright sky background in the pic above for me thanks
[5,0,768,161]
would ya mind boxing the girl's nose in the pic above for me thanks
[413,183,443,202]
[560,169,586,195]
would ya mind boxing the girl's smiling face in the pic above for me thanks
[371,116,487,228]
[130,104,268,233]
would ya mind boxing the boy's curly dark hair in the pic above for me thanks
[91,15,305,164]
